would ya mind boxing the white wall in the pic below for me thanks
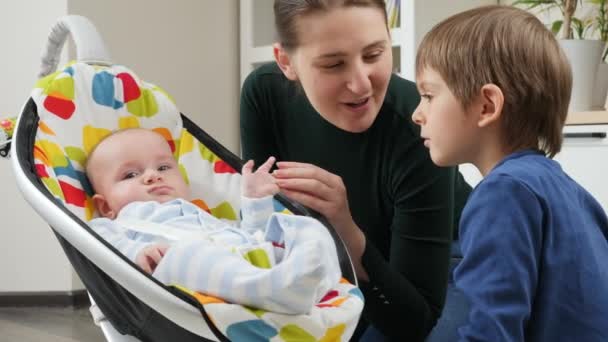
[69,0,241,152]
[0,0,239,293]
[413,1,499,51]
[0,0,78,292]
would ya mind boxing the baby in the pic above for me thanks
[86,128,341,314]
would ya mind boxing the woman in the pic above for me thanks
[240,1,470,340]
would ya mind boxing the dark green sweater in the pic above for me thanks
[240,62,470,340]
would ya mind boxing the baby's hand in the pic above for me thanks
[241,157,280,198]
[135,243,169,274]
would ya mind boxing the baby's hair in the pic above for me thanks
[416,5,572,157]
[86,128,137,173]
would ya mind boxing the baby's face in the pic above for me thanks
[88,129,190,218]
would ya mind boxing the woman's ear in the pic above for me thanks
[93,194,115,219]
[273,43,298,80]
[477,84,504,128]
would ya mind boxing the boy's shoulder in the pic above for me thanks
[471,151,554,203]
[472,150,598,214]
[486,150,555,183]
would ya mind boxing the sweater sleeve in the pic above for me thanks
[454,175,542,341]
[359,140,455,341]
[240,66,280,167]
[239,195,275,235]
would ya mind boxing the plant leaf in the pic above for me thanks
[551,20,564,35]
[511,0,558,10]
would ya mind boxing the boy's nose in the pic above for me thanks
[412,105,425,125]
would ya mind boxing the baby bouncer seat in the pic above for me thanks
[11,15,363,342]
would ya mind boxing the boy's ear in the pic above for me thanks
[273,43,298,81]
[476,84,504,128]
[92,194,116,219]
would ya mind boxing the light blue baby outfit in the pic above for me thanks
[89,197,341,314]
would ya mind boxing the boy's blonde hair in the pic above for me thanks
[416,5,572,157]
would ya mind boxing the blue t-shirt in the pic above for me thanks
[455,149,608,341]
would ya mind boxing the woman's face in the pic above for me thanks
[280,6,393,132]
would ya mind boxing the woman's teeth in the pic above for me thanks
[347,98,368,106]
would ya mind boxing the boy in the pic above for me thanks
[86,128,341,314]
[412,5,608,341]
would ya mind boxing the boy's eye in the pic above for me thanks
[421,94,433,101]
[158,164,171,171]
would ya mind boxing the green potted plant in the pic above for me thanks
[512,0,583,37]
[513,0,605,113]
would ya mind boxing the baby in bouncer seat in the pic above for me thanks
[86,127,341,315]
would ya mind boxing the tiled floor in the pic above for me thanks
[0,306,105,342]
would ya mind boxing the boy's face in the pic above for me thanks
[412,68,480,166]
[88,129,190,219]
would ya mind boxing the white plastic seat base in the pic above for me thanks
[89,293,141,342]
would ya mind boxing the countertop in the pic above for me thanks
[566,110,608,125]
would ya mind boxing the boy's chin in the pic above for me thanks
[430,152,459,167]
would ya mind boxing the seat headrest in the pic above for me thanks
[31,62,241,221]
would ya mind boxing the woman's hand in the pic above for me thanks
[273,161,352,229]
[273,161,369,279]
[241,156,280,198]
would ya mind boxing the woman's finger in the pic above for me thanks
[275,161,312,168]
[274,161,351,226]
[280,188,328,213]
[274,164,337,186]
[276,177,334,200]
[275,162,323,174]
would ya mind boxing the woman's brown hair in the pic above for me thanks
[274,0,388,51]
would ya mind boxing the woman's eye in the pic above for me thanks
[322,61,343,69]
[364,51,382,61]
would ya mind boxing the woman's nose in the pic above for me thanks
[346,63,372,96]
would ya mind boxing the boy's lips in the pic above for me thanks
[420,137,430,147]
